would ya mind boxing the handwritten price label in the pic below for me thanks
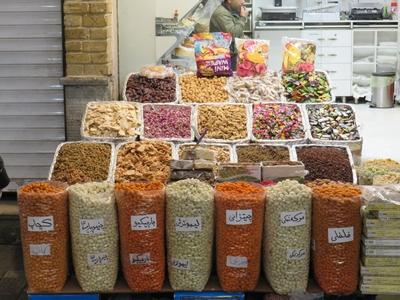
[30,244,51,256]
[79,218,104,235]
[226,209,252,225]
[226,256,248,268]
[280,210,306,227]
[171,258,190,270]
[175,217,202,232]
[131,214,157,231]
[27,216,54,232]
[87,253,109,266]
[287,248,306,260]
[328,227,354,244]
[130,253,151,265]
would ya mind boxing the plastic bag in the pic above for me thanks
[236,39,269,77]
[68,182,118,292]
[139,65,175,79]
[166,179,214,291]
[193,32,233,77]
[18,181,68,292]
[311,182,362,295]
[264,180,312,295]
[215,182,265,291]
[282,38,316,73]
[115,182,165,292]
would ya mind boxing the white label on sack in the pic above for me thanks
[328,227,354,244]
[87,253,109,266]
[131,214,157,230]
[27,216,54,232]
[226,256,248,268]
[171,258,190,270]
[226,209,252,225]
[130,253,151,264]
[287,248,306,260]
[175,217,202,232]
[79,218,104,235]
[280,210,306,227]
[29,244,51,256]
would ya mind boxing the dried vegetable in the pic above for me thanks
[252,103,305,140]
[236,145,290,163]
[236,39,269,77]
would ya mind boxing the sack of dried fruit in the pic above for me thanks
[236,38,269,77]
[282,38,316,73]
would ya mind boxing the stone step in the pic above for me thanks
[0,271,26,300]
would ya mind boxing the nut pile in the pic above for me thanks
[125,73,176,103]
[166,179,214,291]
[18,182,68,292]
[228,72,284,103]
[143,104,192,140]
[197,105,248,141]
[311,183,362,295]
[51,143,111,185]
[115,182,165,292]
[83,102,141,138]
[115,141,172,183]
[215,182,266,291]
[68,182,118,292]
[179,144,231,163]
[283,72,331,103]
[264,180,312,295]
[180,74,228,103]
[237,145,290,163]
[307,104,360,140]
[296,146,353,183]
[252,104,305,140]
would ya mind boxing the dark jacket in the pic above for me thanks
[0,156,10,190]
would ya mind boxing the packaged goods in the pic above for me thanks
[262,161,307,183]
[180,74,228,103]
[197,104,248,142]
[236,144,290,163]
[282,38,316,73]
[362,256,400,266]
[252,103,305,141]
[82,101,141,139]
[362,184,400,212]
[311,183,362,295]
[166,179,214,291]
[115,182,165,292]
[50,142,112,185]
[170,169,215,184]
[360,265,400,276]
[306,104,360,141]
[115,141,172,183]
[228,72,284,103]
[357,159,400,185]
[295,146,354,183]
[283,71,331,103]
[18,181,68,292]
[361,283,400,294]
[68,182,118,292]
[264,180,312,295]
[143,104,193,140]
[215,182,266,291]
[178,144,232,163]
[139,65,175,79]
[193,32,232,77]
[236,39,269,77]
[217,164,261,183]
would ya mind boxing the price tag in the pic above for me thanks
[131,214,157,231]
[87,253,109,266]
[287,248,306,260]
[79,218,104,235]
[171,258,190,270]
[130,253,151,265]
[280,210,306,227]
[30,244,51,256]
[226,209,252,225]
[27,216,54,232]
[328,227,354,244]
[175,217,202,232]
[226,256,248,268]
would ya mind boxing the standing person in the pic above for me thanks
[209,0,249,70]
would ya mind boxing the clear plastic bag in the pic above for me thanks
[115,182,166,292]
[264,180,312,295]
[282,38,316,73]
[68,182,118,292]
[215,182,265,291]
[139,65,175,79]
[18,181,68,292]
[166,179,214,291]
[311,182,362,295]
[236,39,270,77]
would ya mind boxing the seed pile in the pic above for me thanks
[18,182,68,292]
[236,145,290,163]
[180,74,228,103]
[51,143,111,185]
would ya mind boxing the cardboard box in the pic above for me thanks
[361,283,400,295]
[362,236,400,247]
[362,256,400,266]
[363,227,400,239]
[361,264,400,276]
[362,276,400,285]
[217,163,261,182]
[364,218,400,228]
[363,245,400,257]
[261,161,307,182]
